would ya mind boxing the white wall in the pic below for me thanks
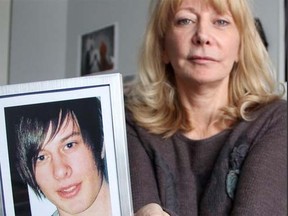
[9,0,149,83]
[251,0,286,83]
[9,0,68,84]
[65,0,149,78]
[0,0,11,85]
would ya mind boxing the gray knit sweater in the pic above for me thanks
[126,100,287,216]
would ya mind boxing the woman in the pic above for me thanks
[125,0,287,215]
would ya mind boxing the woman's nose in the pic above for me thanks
[192,21,211,45]
[52,156,71,180]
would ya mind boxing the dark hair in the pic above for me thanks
[5,97,105,198]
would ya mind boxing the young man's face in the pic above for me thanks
[34,114,104,215]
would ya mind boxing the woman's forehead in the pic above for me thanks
[171,0,230,14]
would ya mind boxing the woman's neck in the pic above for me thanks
[178,83,231,140]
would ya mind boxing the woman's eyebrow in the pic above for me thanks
[177,7,197,14]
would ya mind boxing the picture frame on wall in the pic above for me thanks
[0,73,132,216]
[80,24,118,76]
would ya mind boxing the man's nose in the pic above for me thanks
[52,156,71,180]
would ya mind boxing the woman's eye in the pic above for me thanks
[176,18,193,25]
[215,19,229,26]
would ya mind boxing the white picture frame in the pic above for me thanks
[0,73,133,216]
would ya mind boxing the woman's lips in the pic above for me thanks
[189,55,217,63]
[57,183,81,199]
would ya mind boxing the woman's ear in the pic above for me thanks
[162,50,170,64]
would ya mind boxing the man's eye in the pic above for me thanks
[37,155,46,161]
[65,142,75,149]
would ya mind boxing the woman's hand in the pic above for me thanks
[134,203,170,216]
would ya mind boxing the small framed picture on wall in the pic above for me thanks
[80,24,118,76]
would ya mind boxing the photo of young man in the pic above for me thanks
[5,97,111,216]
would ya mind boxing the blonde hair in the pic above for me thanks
[125,0,283,137]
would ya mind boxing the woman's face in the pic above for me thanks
[34,115,104,215]
[163,0,240,87]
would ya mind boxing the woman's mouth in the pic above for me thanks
[189,55,217,64]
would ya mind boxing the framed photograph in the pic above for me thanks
[0,73,133,216]
[80,24,117,76]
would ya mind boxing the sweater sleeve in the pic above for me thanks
[231,102,287,215]
[126,124,160,211]
[126,113,179,216]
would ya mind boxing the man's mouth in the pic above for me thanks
[57,183,81,199]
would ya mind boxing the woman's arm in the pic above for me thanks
[127,123,162,212]
[231,103,287,215]
[126,110,178,216]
